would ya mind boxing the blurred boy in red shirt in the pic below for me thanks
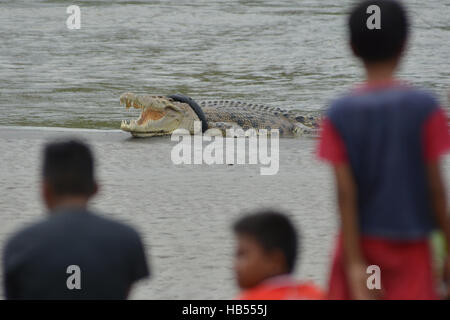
[317,0,450,299]
[233,210,324,300]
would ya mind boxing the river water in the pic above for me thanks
[0,0,449,299]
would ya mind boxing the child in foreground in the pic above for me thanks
[233,210,324,300]
[317,0,450,299]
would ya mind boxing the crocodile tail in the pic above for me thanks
[281,109,322,129]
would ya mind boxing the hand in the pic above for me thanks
[347,262,381,300]
[442,256,450,299]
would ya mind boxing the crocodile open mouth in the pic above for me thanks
[120,94,168,129]
[121,106,166,128]
[119,93,184,136]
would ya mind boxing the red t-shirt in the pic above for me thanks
[317,81,450,164]
[317,108,450,165]
[237,276,325,300]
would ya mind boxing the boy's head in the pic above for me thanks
[349,0,409,64]
[233,210,298,289]
[42,139,98,210]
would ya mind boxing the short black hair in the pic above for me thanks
[42,139,96,196]
[349,0,409,62]
[233,210,298,273]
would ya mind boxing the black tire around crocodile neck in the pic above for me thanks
[167,94,208,133]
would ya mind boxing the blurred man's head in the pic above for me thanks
[42,139,98,210]
[349,0,409,67]
[233,210,298,289]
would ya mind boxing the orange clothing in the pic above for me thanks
[237,276,325,300]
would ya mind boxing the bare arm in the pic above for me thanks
[427,161,450,299]
[428,162,450,251]
[333,164,379,299]
[334,164,364,265]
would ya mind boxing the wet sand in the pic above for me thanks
[1,126,449,299]
[0,126,341,299]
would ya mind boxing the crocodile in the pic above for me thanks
[119,92,321,137]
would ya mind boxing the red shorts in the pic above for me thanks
[327,234,439,300]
